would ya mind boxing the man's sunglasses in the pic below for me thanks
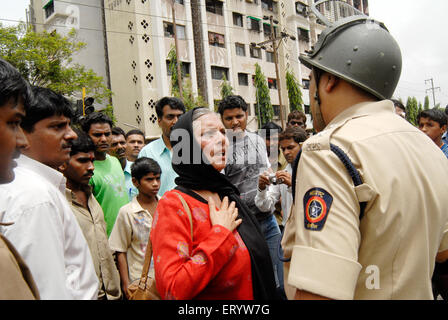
[288,120,305,127]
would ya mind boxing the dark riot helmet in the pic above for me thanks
[299,13,402,100]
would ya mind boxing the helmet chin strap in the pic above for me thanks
[312,69,327,132]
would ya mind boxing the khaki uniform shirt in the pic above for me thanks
[283,100,448,300]
[66,188,122,300]
[0,231,40,300]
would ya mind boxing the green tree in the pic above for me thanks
[180,77,207,111]
[0,23,112,108]
[219,74,234,99]
[286,70,303,112]
[424,95,430,110]
[167,46,207,111]
[168,45,180,96]
[254,63,273,127]
[406,96,419,126]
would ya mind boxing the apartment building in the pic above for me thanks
[29,0,369,138]
[29,0,110,107]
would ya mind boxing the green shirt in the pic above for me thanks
[89,154,129,236]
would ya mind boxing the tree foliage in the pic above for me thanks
[286,70,303,112]
[424,95,430,110]
[0,23,112,106]
[180,77,207,111]
[168,45,180,96]
[168,45,207,111]
[219,74,234,100]
[254,63,273,127]
[405,96,419,126]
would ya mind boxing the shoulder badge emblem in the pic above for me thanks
[303,188,333,231]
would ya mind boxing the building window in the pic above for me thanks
[211,66,229,80]
[266,51,275,63]
[247,16,261,32]
[298,27,310,42]
[206,0,223,15]
[268,78,277,89]
[263,23,271,37]
[295,1,307,16]
[261,0,277,12]
[263,23,277,37]
[302,79,310,89]
[235,43,246,56]
[238,73,249,86]
[273,105,280,117]
[44,0,55,19]
[208,32,225,48]
[164,22,186,40]
[250,46,262,59]
[166,61,191,77]
[233,12,244,27]
[304,104,310,114]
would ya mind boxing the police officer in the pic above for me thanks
[282,15,448,300]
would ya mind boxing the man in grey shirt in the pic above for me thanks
[218,95,286,299]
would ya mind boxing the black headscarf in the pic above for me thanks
[170,108,279,300]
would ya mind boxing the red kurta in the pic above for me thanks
[151,190,253,300]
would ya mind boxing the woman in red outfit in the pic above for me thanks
[151,107,278,300]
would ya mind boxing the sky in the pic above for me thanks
[369,0,448,109]
[1,0,447,109]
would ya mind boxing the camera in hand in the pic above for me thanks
[268,174,278,185]
[268,173,284,185]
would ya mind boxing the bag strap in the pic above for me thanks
[137,192,194,290]
[174,192,194,242]
[138,235,153,290]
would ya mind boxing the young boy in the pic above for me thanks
[108,157,161,298]
[417,108,448,158]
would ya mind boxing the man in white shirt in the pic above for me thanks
[0,86,98,300]
[255,126,308,226]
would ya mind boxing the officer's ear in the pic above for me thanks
[323,74,339,93]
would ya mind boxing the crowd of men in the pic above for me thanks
[1,13,448,301]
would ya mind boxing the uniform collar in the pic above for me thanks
[17,154,66,193]
[326,100,394,129]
